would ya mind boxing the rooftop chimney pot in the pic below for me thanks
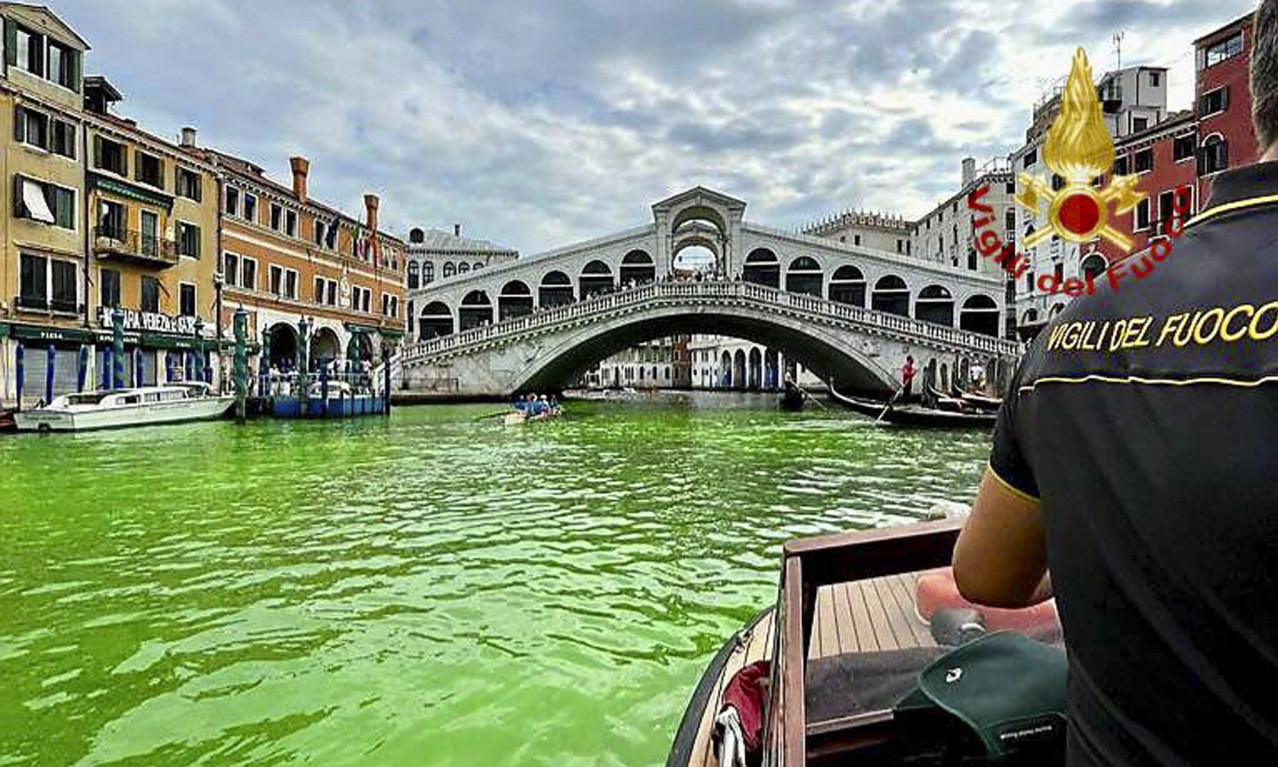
[364,194,380,231]
[454,223,461,237]
[290,157,310,203]
[961,157,976,187]
[180,127,197,148]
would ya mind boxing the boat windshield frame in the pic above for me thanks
[766,519,963,765]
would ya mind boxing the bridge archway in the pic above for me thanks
[915,285,954,327]
[540,270,574,308]
[959,294,1000,336]
[419,301,454,340]
[504,304,898,396]
[459,290,493,331]
[786,256,823,297]
[499,280,534,321]
[743,248,780,288]
[620,250,656,286]
[579,260,614,298]
[872,275,910,317]
[829,265,866,307]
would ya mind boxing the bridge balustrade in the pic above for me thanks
[402,280,1021,365]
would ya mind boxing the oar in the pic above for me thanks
[474,410,513,421]
[874,386,905,424]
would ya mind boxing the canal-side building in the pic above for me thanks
[0,4,90,404]
[187,147,406,377]
[1195,13,1258,204]
[804,210,912,256]
[81,78,221,388]
[1012,63,1170,339]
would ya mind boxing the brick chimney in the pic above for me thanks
[290,157,310,203]
[364,194,380,231]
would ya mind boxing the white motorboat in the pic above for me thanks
[13,383,233,432]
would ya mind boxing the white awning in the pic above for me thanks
[22,179,55,224]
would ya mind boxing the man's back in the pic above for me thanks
[995,162,1278,764]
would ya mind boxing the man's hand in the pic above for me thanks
[953,468,1051,609]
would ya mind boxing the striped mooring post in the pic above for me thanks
[233,307,248,423]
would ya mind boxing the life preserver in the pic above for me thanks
[915,567,1059,633]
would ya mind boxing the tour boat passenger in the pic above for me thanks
[953,7,1278,764]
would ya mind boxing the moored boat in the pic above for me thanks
[13,383,232,432]
[667,520,1065,767]
[828,385,997,428]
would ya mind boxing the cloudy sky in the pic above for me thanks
[59,0,1256,254]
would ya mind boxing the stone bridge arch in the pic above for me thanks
[505,303,898,394]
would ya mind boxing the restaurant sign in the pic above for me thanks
[97,307,198,336]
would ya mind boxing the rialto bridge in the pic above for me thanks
[394,187,1022,398]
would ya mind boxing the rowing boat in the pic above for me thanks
[827,385,997,428]
[666,520,1064,767]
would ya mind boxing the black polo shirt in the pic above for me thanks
[991,161,1278,766]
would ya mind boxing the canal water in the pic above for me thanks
[0,393,989,767]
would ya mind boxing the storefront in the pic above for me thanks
[3,323,97,406]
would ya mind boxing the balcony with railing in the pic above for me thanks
[94,226,179,267]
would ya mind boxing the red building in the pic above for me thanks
[1092,110,1200,268]
[1088,12,1258,271]
[1196,13,1258,204]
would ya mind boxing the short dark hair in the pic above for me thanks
[1253,0,1278,149]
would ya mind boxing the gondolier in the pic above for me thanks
[954,6,1278,764]
[900,355,917,402]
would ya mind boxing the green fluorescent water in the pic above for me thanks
[0,394,989,767]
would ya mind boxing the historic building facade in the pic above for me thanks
[189,148,405,378]
[81,79,221,388]
[1196,14,1258,204]
[0,4,89,403]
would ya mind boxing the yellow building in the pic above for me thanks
[81,78,220,388]
[0,3,90,404]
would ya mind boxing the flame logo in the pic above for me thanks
[1015,48,1145,251]
[1043,49,1114,184]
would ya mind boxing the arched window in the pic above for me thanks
[1081,252,1107,280]
[743,248,780,288]
[620,250,655,286]
[828,265,865,306]
[443,261,456,278]
[871,275,910,317]
[915,285,954,327]
[418,301,453,340]
[960,294,1000,336]
[423,261,435,284]
[474,262,484,271]
[407,261,420,290]
[579,260,614,297]
[786,256,822,297]
[539,270,574,308]
[1202,134,1229,174]
[458,262,470,274]
[498,280,534,321]
[459,290,492,330]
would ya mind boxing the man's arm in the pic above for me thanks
[952,468,1051,609]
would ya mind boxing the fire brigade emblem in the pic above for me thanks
[1017,48,1145,251]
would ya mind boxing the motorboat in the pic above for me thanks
[13,383,233,432]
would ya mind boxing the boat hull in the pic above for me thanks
[14,396,233,432]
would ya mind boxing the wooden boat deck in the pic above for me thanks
[682,573,934,767]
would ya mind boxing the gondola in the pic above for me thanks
[666,520,1066,767]
[827,385,997,428]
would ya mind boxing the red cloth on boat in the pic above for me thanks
[916,567,1059,633]
[720,660,771,756]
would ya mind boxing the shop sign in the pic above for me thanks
[97,307,198,336]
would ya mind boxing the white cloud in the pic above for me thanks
[55,0,1257,254]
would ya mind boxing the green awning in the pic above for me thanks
[139,333,209,351]
[89,174,174,211]
[10,323,95,343]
